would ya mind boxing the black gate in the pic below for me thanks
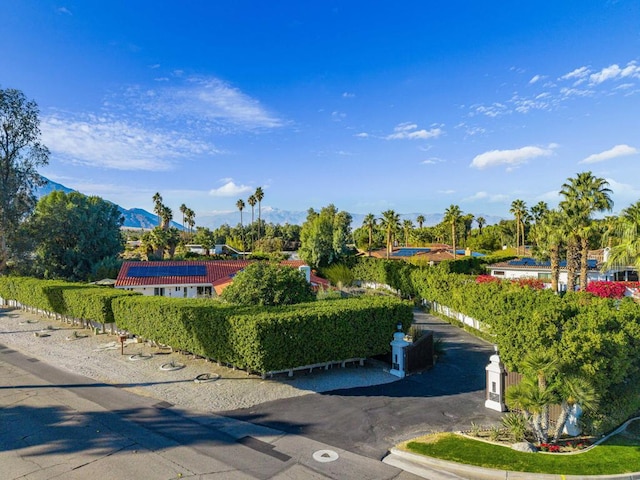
[404,331,434,375]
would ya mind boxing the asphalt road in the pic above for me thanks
[222,310,504,459]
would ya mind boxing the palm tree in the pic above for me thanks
[402,219,413,246]
[476,216,486,235]
[247,194,257,249]
[185,208,195,236]
[254,187,264,241]
[533,209,565,293]
[552,375,598,443]
[363,213,376,256]
[152,192,163,226]
[560,172,613,290]
[520,351,559,435]
[416,215,425,229]
[379,210,400,258]
[506,377,556,444]
[443,204,462,259]
[530,201,549,224]
[604,200,640,271]
[236,199,245,228]
[510,199,528,255]
[462,213,474,247]
[179,203,187,232]
[159,205,172,230]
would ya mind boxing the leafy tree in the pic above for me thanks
[532,209,565,293]
[0,87,49,273]
[221,262,314,306]
[416,214,425,229]
[27,191,123,280]
[299,204,352,268]
[192,226,216,255]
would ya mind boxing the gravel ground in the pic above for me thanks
[0,306,398,412]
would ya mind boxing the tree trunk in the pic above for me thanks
[551,246,560,294]
[580,235,589,291]
[566,237,579,292]
[552,402,570,444]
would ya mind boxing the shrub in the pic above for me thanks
[586,281,628,298]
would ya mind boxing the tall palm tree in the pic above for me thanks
[152,192,163,226]
[416,215,425,229]
[379,210,400,259]
[363,213,376,256]
[462,213,474,247]
[185,208,195,236]
[254,187,264,241]
[530,201,549,224]
[247,195,257,249]
[402,219,413,246]
[560,172,613,290]
[604,200,640,271]
[443,204,462,259]
[533,209,565,293]
[476,216,486,235]
[179,203,187,232]
[236,199,245,228]
[510,199,528,255]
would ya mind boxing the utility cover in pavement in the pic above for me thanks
[312,450,339,463]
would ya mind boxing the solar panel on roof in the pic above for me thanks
[127,265,207,277]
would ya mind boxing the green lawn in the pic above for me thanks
[405,429,640,475]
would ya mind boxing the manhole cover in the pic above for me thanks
[312,450,339,463]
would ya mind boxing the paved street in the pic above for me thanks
[1,307,503,479]
[222,310,504,459]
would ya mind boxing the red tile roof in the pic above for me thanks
[115,260,329,290]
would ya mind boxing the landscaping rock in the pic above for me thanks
[512,441,537,453]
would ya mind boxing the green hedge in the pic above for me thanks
[112,295,413,373]
[0,276,138,324]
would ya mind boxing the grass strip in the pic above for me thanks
[405,432,640,475]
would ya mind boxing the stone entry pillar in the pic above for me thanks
[390,325,410,378]
[485,347,507,412]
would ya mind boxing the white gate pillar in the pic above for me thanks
[390,324,410,378]
[485,347,507,412]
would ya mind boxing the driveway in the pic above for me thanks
[222,310,504,459]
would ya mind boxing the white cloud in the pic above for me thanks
[127,76,284,131]
[580,144,638,164]
[470,145,555,170]
[560,66,590,84]
[463,191,508,202]
[422,157,444,165]
[57,6,72,15]
[438,189,455,194]
[209,180,253,197]
[331,111,346,121]
[472,103,509,118]
[342,92,355,98]
[529,74,543,84]
[41,114,217,171]
[385,122,443,140]
[354,132,369,138]
[589,61,640,85]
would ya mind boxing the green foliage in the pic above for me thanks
[0,276,137,323]
[299,205,352,269]
[90,256,122,281]
[0,88,49,274]
[351,257,418,297]
[26,191,124,280]
[501,413,528,442]
[322,263,355,288]
[221,262,314,306]
[112,295,413,372]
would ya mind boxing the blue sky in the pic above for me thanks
[3,1,640,222]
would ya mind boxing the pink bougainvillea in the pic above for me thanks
[476,275,500,284]
[475,275,544,289]
[585,281,628,298]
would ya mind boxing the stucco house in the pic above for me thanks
[115,260,329,298]
[487,250,638,292]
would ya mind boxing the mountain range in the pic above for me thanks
[35,177,503,229]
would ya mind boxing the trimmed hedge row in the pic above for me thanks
[1,276,413,373]
[0,276,138,324]
[112,295,413,373]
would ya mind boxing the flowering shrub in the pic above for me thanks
[476,275,501,284]
[539,443,561,453]
[586,281,628,298]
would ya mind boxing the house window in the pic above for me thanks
[183,287,187,298]
[197,286,212,297]
[538,273,552,280]
[493,271,505,276]
[154,287,165,296]
[175,287,181,292]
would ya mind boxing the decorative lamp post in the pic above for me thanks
[485,345,506,412]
